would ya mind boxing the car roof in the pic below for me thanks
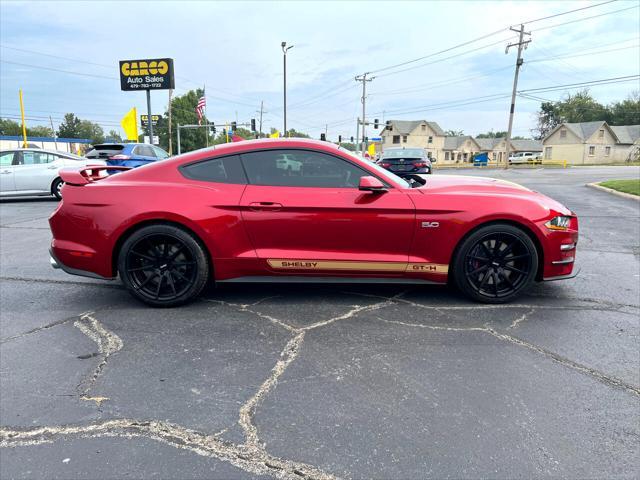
[1,148,83,158]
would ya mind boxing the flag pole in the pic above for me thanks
[204,85,208,147]
[19,89,27,148]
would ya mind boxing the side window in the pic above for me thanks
[180,155,246,184]
[153,146,169,159]
[21,151,51,165]
[241,150,369,188]
[0,152,14,166]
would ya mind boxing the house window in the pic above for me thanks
[445,152,450,161]
[605,146,611,156]
[588,146,595,156]
[598,129,604,138]
[402,136,408,143]
[428,136,433,144]
[544,147,552,159]
[560,129,567,138]
[392,135,400,144]
[421,125,426,131]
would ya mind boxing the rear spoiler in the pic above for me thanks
[60,165,131,186]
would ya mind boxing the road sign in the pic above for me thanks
[141,114,160,127]
[370,137,382,142]
[119,58,175,91]
[143,135,160,145]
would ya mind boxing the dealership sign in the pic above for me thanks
[141,114,160,127]
[119,58,175,91]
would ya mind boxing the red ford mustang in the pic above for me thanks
[49,138,578,307]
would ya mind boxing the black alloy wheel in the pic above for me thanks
[118,225,209,307]
[52,178,64,200]
[454,224,538,303]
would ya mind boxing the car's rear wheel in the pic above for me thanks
[118,224,209,307]
[52,177,63,200]
[453,223,538,303]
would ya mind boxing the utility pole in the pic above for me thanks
[504,24,531,169]
[325,124,328,139]
[282,42,294,135]
[356,117,360,153]
[256,100,266,137]
[168,89,173,155]
[49,116,58,151]
[355,73,373,153]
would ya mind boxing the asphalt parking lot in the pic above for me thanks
[1,166,639,479]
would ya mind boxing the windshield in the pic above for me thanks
[338,147,410,188]
[381,148,424,158]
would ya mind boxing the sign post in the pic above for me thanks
[119,58,175,144]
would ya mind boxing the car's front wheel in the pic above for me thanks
[118,224,210,307]
[453,223,538,303]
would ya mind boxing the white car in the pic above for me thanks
[0,148,105,200]
[508,151,542,165]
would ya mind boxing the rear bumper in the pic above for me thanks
[49,248,113,280]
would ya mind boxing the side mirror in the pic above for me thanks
[359,176,387,193]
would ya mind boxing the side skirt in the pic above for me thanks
[217,275,446,285]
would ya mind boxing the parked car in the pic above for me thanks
[508,152,542,165]
[378,147,432,175]
[0,148,105,200]
[50,138,578,307]
[85,143,169,171]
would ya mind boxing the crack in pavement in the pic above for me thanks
[374,317,640,397]
[0,311,93,344]
[73,313,123,403]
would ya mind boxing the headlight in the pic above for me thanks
[545,216,572,231]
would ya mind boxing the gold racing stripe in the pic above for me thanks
[267,259,448,274]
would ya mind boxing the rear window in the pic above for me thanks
[180,155,246,184]
[382,149,424,158]
[86,144,125,159]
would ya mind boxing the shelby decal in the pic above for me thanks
[267,259,448,274]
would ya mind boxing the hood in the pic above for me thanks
[418,175,571,214]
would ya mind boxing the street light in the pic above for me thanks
[282,41,293,136]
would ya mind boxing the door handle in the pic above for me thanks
[249,201,283,211]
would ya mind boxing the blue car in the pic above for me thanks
[86,143,170,172]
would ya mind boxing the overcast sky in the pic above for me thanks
[1,0,639,140]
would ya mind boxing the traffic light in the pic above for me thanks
[212,125,216,134]
[364,136,368,142]
[385,120,392,130]
[320,133,326,141]
[374,118,379,129]
[222,128,227,136]
[338,135,342,143]
[350,136,354,142]
[251,118,256,132]
[230,121,237,132]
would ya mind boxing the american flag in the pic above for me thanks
[196,95,206,125]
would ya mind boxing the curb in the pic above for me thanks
[586,182,640,201]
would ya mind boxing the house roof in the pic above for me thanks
[475,137,501,150]
[610,125,640,144]
[443,135,470,149]
[561,121,608,141]
[511,139,543,151]
[385,120,444,136]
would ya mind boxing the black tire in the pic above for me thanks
[52,177,63,200]
[453,223,538,303]
[117,224,210,307]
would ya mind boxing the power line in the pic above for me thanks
[0,60,118,80]
[532,4,639,32]
[519,0,618,25]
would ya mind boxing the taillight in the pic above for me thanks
[380,162,391,168]
[109,154,131,160]
[413,162,427,168]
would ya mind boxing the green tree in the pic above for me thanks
[476,130,507,138]
[157,89,209,154]
[339,142,357,151]
[77,120,104,144]
[444,129,464,136]
[107,130,122,142]
[57,113,81,138]
[28,125,54,137]
[533,90,610,139]
[608,92,640,126]
[0,118,23,135]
